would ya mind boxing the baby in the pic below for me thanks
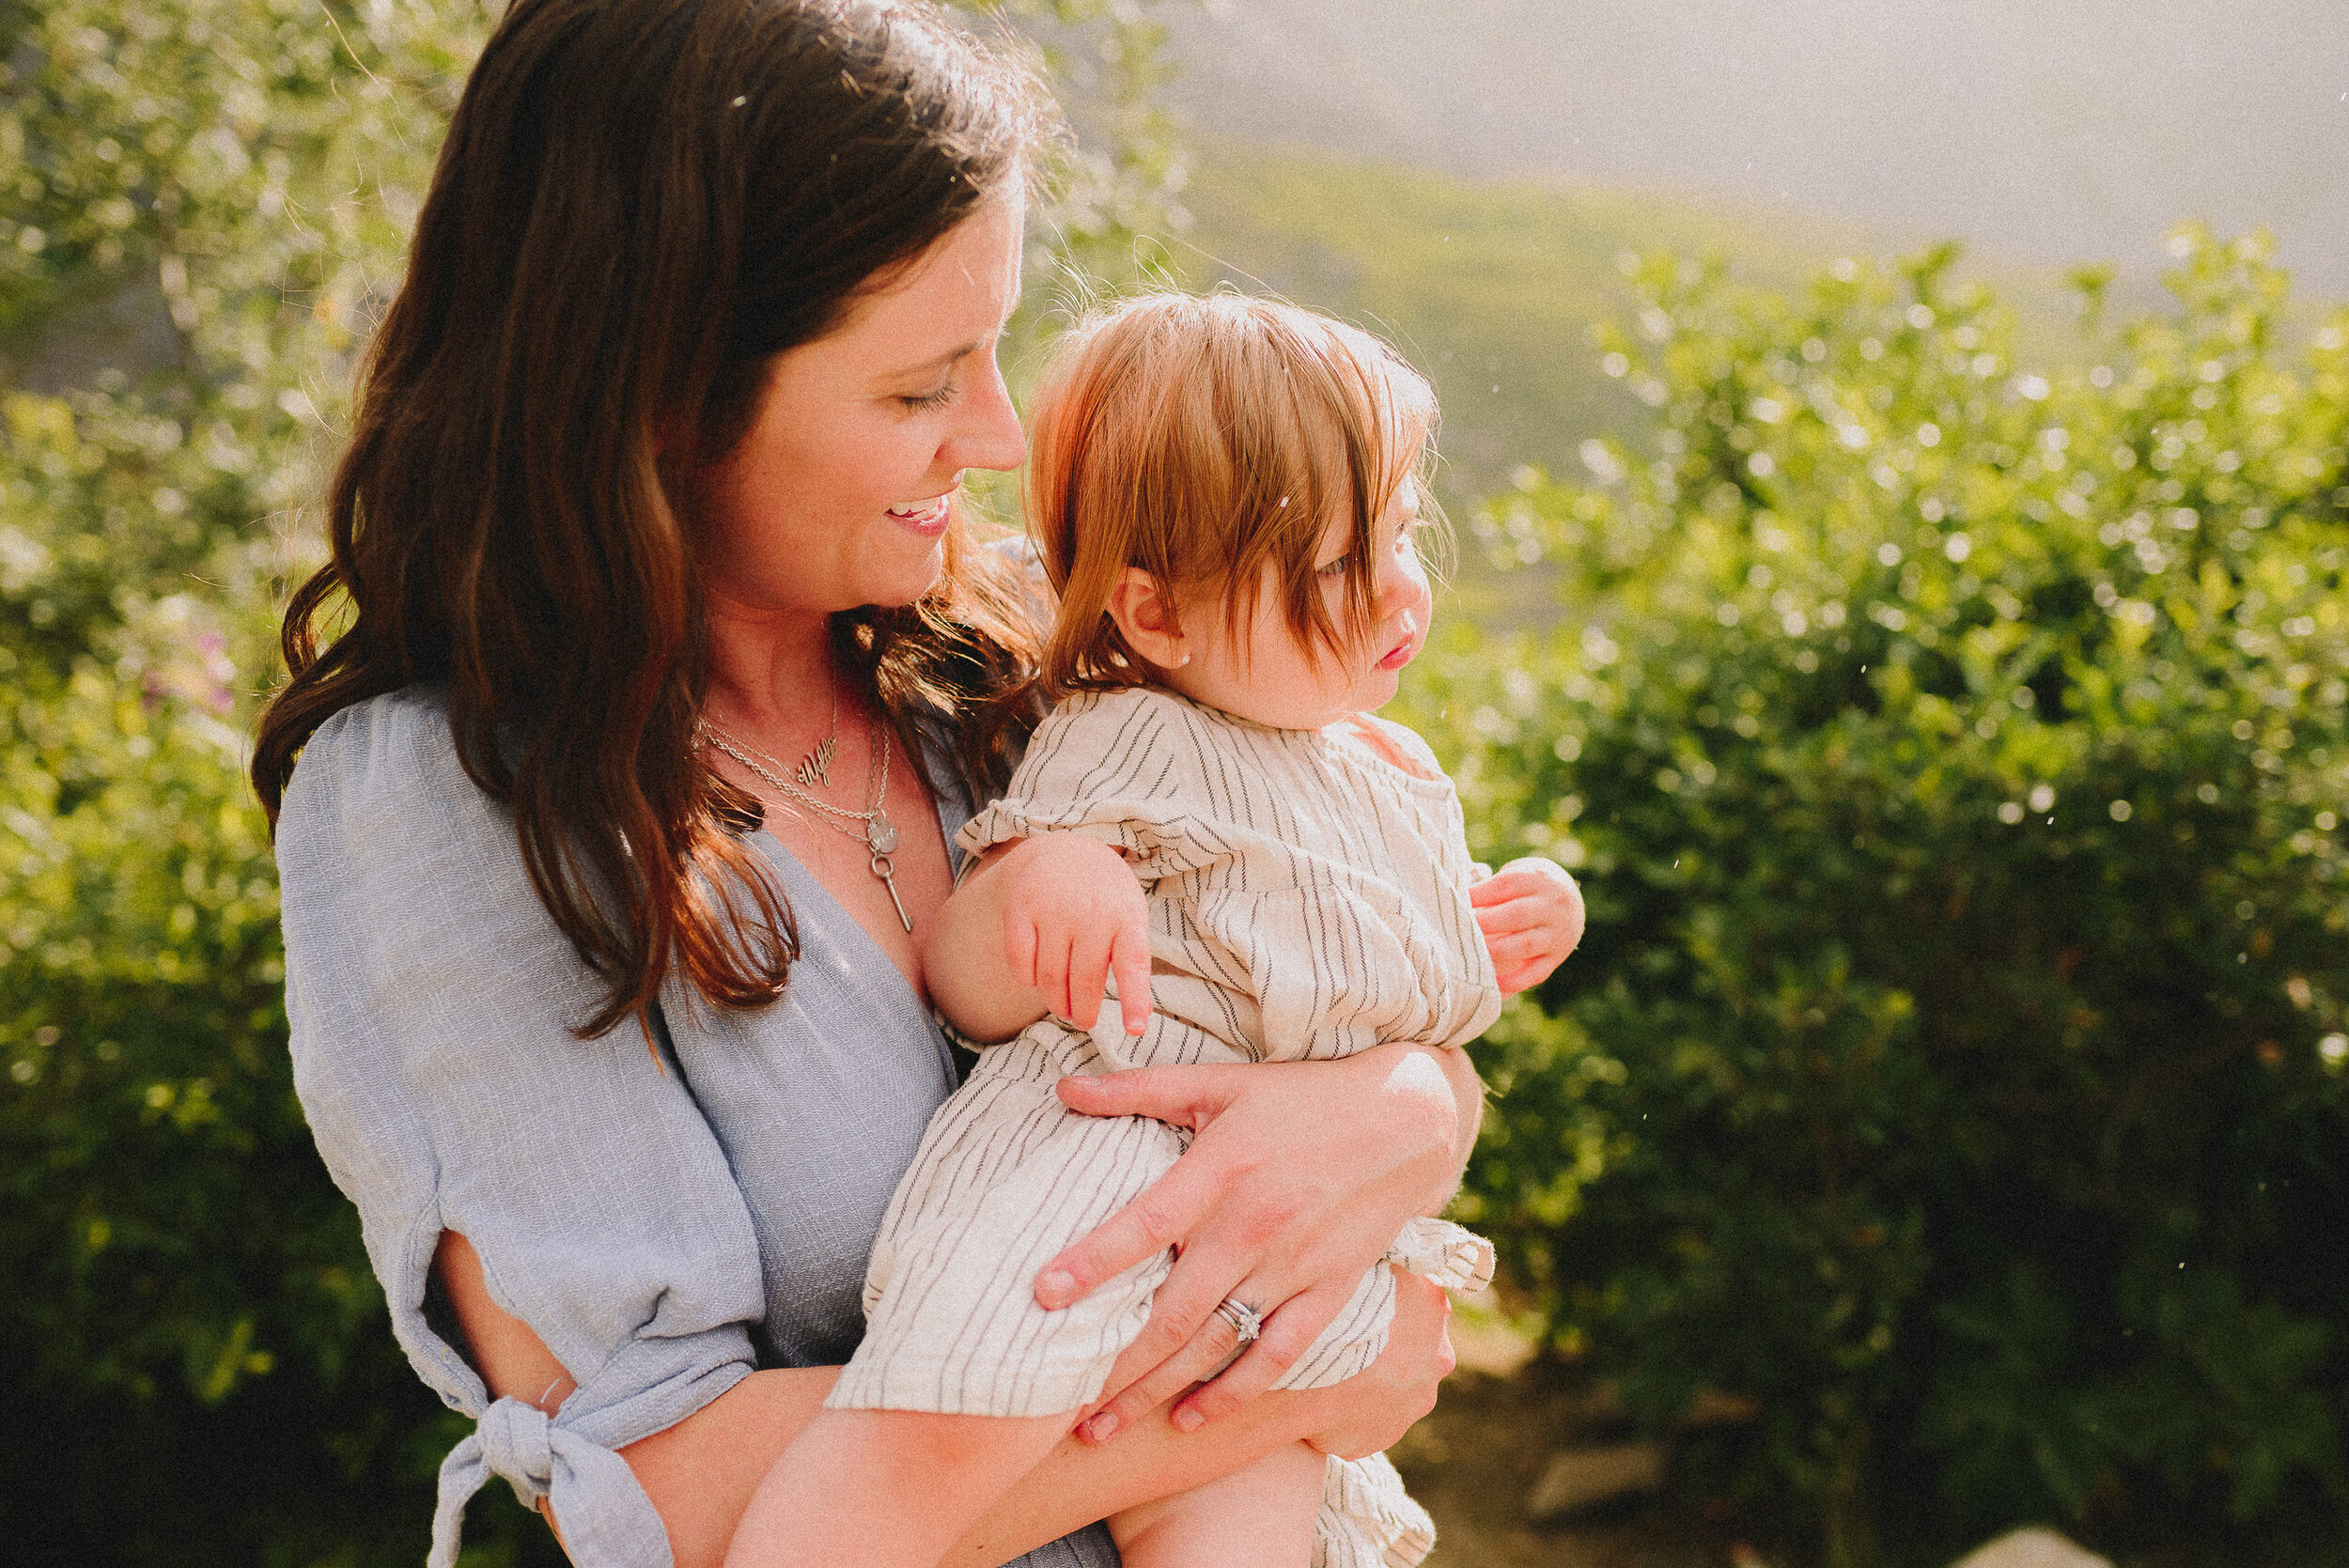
[743,293,1582,1567]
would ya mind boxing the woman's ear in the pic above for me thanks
[1104,567,1191,669]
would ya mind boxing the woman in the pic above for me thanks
[255,3,1509,1565]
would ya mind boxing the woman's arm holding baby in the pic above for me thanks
[434,1230,1454,1568]
[922,829,1579,1441]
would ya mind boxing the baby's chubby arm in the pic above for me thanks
[923,832,1155,1043]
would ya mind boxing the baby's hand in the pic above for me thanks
[998,832,1154,1035]
[1469,856,1585,994]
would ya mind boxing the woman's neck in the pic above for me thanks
[702,598,842,731]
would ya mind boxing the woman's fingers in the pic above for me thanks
[1079,1290,1252,1441]
[1032,1137,1232,1309]
[1170,1279,1349,1429]
[1306,1271,1455,1460]
[1054,1062,1239,1127]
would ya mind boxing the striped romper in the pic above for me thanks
[830,685,1503,1568]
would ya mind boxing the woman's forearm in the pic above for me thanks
[622,1366,1346,1568]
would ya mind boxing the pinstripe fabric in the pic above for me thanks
[830,687,1503,1566]
[277,687,1117,1568]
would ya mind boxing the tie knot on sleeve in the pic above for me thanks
[476,1396,556,1508]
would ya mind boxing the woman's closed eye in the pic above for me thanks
[899,379,958,412]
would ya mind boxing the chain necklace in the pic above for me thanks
[795,685,839,789]
[699,711,911,932]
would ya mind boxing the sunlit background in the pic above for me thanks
[1,3,2342,1565]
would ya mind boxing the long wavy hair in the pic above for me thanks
[254,0,1051,1036]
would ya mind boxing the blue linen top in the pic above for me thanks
[277,685,1118,1568]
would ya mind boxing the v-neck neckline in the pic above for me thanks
[747,745,965,1028]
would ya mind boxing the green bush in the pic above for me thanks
[1412,231,2349,1564]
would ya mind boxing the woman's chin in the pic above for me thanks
[862,540,951,610]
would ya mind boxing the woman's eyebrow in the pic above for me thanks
[881,339,985,380]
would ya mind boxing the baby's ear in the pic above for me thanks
[1104,567,1190,669]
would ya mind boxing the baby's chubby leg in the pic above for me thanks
[724,1405,1070,1568]
[1107,1441,1326,1568]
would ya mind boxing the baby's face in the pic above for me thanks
[1164,481,1433,731]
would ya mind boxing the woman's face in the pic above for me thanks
[689,195,1028,621]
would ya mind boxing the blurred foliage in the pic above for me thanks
[11,0,2349,1560]
[0,0,1190,1560]
[1169,142,2130,509]
[1408,229,2349,1566]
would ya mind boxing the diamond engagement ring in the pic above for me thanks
[1213,1296,1262,1348]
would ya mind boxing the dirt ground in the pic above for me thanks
[1390,1308,1751,1568]
[1392,1374,1730,1568]
[1389,1312,2347,1568]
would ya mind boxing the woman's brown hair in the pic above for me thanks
[1024,291,1441,696]
[253,0,1052,1035]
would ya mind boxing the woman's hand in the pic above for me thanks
[1470,855,1585,994]
[1040,1040,1479,1441]
[1301,1270,1455,1460]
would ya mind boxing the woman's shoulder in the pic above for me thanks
[274,685,506,877]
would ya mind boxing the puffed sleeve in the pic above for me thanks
[956,688,1240,883]
[276,690,765,1568]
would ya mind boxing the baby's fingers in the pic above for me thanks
[1003,912,1041,991]
[1062,927,1114,1029]
[1481,928,1550,974]
[1112,923,1153,1036]
[1471,894,1548,938]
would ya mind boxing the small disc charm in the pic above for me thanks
[866,814,899,855]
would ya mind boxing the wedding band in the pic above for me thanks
[1213,1296,1262,1347]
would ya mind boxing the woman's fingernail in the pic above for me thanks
[1036,1269,1076,1307]
[1171,1407,1204,1434]
[1081,1413,1117,1443]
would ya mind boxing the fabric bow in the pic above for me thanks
[430,1396,673,1568]
[1383,1217,1495,1294]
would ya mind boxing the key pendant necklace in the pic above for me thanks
[699,708,912,932]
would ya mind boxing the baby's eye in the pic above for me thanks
[1315,553,1353,580]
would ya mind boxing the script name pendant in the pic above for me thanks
[795,736,836,789]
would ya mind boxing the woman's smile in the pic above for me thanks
[886,489,957,536]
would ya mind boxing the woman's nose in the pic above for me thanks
[947,352,1027,475]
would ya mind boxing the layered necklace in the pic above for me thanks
[697,690,911,932]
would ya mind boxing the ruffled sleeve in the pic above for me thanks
[276,690,766,1568]
[956,688,1243,883]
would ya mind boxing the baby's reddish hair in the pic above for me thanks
[1024,292,1440,695]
